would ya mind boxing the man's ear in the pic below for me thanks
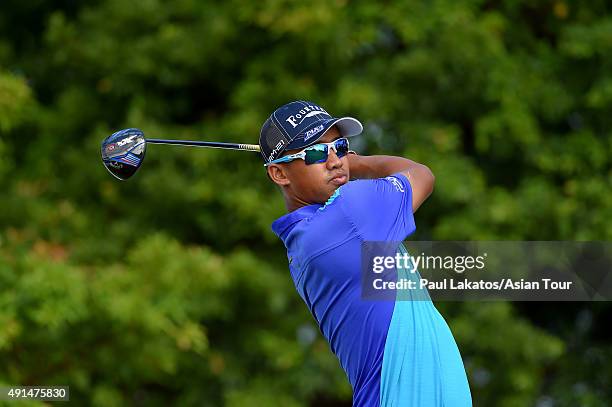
[267,164,290,186]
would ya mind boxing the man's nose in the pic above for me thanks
[326,149,342,169]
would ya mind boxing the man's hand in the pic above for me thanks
[347,154,435,212]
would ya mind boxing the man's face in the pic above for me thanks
[267,126,350,204]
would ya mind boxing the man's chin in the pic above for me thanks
[322,183,345,202]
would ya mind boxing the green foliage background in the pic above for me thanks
[0,0,610,405]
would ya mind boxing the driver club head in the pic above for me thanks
[101,128,146,181]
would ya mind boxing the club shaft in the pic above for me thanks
[146,138,260,152]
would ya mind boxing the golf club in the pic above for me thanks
[101,128,261,181]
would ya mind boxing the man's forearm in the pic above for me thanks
[347,154,429,181]
[347,154,435,211]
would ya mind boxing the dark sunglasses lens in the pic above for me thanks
[305,145,328,164]
[335,139,349,157]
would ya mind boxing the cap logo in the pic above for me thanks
[269,139,286,162]
[304,124,325,141]
[285,105,329,128]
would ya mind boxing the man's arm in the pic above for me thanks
[347,154,435,212]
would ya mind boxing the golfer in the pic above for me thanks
[260,101,472,406]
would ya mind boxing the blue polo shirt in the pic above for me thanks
[272,173,472,407]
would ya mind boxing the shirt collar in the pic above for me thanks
[271,204,321,243]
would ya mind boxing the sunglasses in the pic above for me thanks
[264,138,350,167]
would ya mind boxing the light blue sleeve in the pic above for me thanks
[380,244,473,406]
